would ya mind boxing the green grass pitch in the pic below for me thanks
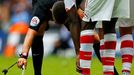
[0,55,134,75]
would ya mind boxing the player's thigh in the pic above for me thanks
[81,21,96,30]
[102,18,117,34]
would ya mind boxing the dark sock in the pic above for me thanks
[93,42,119,75]
[93,42,101,61]
[114,66,119,75]
[31,36,44,75]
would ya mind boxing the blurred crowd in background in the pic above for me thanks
[0,0,32,57]
[0,0,74,57]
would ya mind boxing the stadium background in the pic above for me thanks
[0,0,134,75]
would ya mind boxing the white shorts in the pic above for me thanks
[82,0,130,22]
[95,21,102,28]
[116,18,134,27]
[95,18,134,29]
[130,0,134,19]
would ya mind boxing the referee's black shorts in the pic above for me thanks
[30,0,56,31]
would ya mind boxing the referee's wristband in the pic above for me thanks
[20,53,28,59]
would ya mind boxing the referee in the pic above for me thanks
[17,0,80,75]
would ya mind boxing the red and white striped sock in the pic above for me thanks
[101,33,117,75]
[121,34,134,73]
[100,39,104,59]
[79,30,94,75]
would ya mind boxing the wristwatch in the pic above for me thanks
[20,53,28,59]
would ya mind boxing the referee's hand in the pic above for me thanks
[17,58,27,69]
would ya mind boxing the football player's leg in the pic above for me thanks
[30,7,50,75]
[93,22,101,62]
[102,18,117,75]
[31,22,48,75]
[98,27,119,75]
[119,19,134,75]
[31,35,44,75]
[79,21,96,75]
